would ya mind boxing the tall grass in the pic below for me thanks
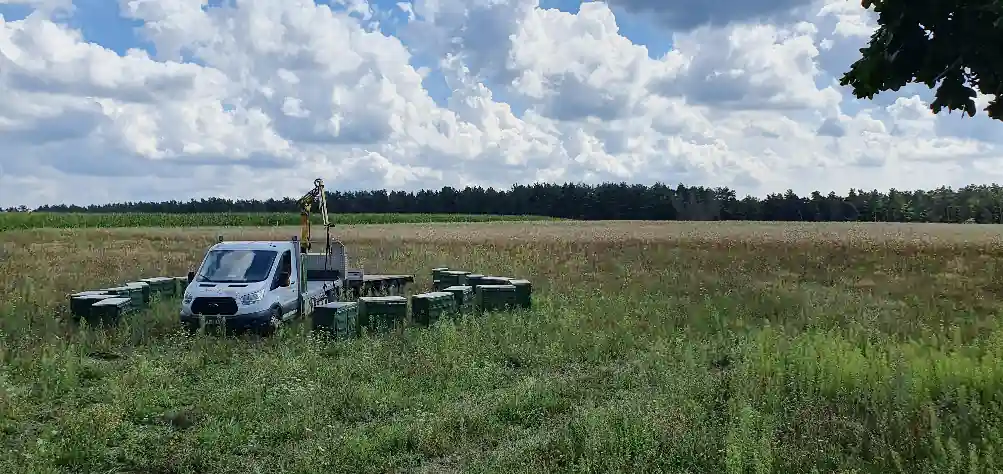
[0,212,556,231]
[0,221,1001,472]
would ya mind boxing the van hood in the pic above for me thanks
[190,281,267,296]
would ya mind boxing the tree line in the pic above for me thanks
[8,182,1003,223]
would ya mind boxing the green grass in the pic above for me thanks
[2,221,1003,473]
[0,212,556,231]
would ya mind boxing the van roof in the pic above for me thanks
[210,241,294,251]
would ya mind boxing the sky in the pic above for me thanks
[0,0,999,207]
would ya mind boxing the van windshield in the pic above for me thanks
[195,249,278,283]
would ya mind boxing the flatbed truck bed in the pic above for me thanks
[342,274,415,298]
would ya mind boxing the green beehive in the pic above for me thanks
[157,277,179,296]
[103,286,143,307]
[481,276,513,286]
[69,294,116,321]
[173,277,190,294]
[465,274,485,289]
[87,297,133,327]
[442,285,474,314]
[70,290,108,297]
[358,296,408,332]
[431,267,449,281]
[141,277,175,297]
[137,279,163,296]
[125,282,152,305]
[439,270,469,287]
[475,284,517,312]
[509,279,532,308]
[411,291,457,326]
[312,301,359,338]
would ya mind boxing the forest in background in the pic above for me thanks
[7,182,1003,223]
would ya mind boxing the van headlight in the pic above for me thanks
[182,292,194,304]
[239,289,265,306]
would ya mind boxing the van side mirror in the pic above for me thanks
[279,271,290,287]
[187,271,195,284]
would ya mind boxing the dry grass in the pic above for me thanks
[58,220,1003,243]
[2,221,1003,473]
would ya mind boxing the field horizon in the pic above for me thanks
[2,220,1001,473]
[0,212,558,231]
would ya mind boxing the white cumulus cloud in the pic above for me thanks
[0,0,1000,207]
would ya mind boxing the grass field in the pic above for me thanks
[2,220,1003,473]
[0,212,555,231]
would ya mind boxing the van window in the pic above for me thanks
[196,249,277,283]
[277,251,292,283]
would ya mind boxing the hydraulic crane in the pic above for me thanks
[296,178,331,255]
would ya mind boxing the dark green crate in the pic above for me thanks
[102,286,143,307]
[70,294,116,321]
[359,296,408,332]
[431,267,449,281]
[138,279,163,295]
[141,277,175,296]
[439,270,469,287]
[70,290,108,297]
[173,277,190,294]
[411,291,457,326]
[509,279,532,308]
[155,277,178,296]
[312,301,359,338]
[465,274,485,288]
[475,284,517,312]
[481,276,513,286]
[86,297,133,327]
[125,282,152,305]
[442,285,474,313]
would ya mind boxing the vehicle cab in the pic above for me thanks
[179,240,300,332]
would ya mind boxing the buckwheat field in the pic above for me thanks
[2,220,1003,473]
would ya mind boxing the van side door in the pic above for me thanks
[271,249,296,315]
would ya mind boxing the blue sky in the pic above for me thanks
[0,0,675,64]
[0,0,1001,207]
[0,0,675,108]
[0,0,678,118]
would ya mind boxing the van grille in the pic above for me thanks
[191,297,238,315]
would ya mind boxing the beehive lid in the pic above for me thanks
[73,294,113,301]
[141,277,173,290]
[483,276,512,282]
[443,270,470,276]
[70,290,108,297]
[478,284,516,291]
[443,285,473,292]
[359,296,407,303]
[413,291,453,299]
[92,297,132,307]
[318,301,358,309]
[509,279,531,285]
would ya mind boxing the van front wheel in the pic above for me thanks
[262,307,281,336]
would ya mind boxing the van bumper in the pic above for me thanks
[180,307,274,331]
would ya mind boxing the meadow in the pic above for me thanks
[0,212,555,231]
[2,220,1003,473]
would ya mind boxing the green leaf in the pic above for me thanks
[841,0,1003,122]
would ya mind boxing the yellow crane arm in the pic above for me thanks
[296,178,330,253]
